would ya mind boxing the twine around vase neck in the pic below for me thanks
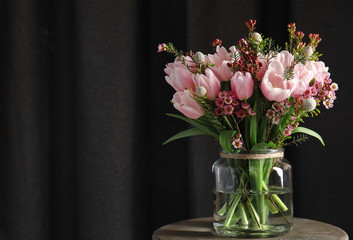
[220,151,284,159]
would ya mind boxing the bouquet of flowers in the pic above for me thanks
[158,20,338,236]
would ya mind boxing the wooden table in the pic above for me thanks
[152,217,348,240]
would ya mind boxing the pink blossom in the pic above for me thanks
[194,69,221,100]
[236,109,246,118]
[287,124,294,130]
[325,78,332,84]
[232,138,243,149]
[248,108,256,116]
[164,57,195,92]
[218,90,228,98]
[215,107,224,116]
[231,71,254,100]
[224,105,234,115]
[157,43,167,52]
[172,90,203,119]
[232,100,240,107]
[215,97,225,106]
[283,127,292,136]
[260,51,298,102]
[241,102,250,109]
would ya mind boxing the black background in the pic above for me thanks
[0,0,352,239]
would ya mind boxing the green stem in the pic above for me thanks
[217,193,235,216]
[224,194,242,227]
[262,180,268,191]
[257,195,267,225]
[265,198,279,214]
[239,202,249,225]
[249,159,266,225]
[270,194,288,212]
[223,115,234,130]
[229,207,243,226]
[245,198,261,229]
[263,180,288,213]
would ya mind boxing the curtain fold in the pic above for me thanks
[0,0,352,239]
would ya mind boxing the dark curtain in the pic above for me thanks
[0,0,352,239]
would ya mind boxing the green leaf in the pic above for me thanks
[258,118,268,143]
[279,112,291,130]
[166,113,219,139]
[270,124,280,140]
[292,127,325,146]
[251,143,270,150]
[243,117,250,149]
[251,141,277,150]
[267,141,277,148]
[250,115,258,147]
[253,89,261,125]
[219,130,236,153]
[220,80,231,91]
[163,128,208,145]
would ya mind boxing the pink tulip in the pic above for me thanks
[291,60,330,97]
[194,69,221,100]
[305,61,330,83]
[255,53,268,81]
[208,46,234,81]
[260,51,298,102]
[231,71,254,100]
[207,46,232,66]
[164,57,195,92]
[275,50,294,69]
[209,62,234,81]
[291,63,314,97]
[172,90,203,119]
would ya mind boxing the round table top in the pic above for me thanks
[152,217,348,240]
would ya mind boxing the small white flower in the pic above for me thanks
[323,99,334,109]
[331,82,339,91]
[303,98,317,111]
[195,86,207,97]
[251,32,262,44]
[272,102,284,112]
[193,51,205,65]
[303,46,314,57]
[272,116,281,125]
[266,109,275,119]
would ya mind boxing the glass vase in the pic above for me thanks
[212,149,293,238]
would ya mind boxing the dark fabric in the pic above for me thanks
[0,0,352,239]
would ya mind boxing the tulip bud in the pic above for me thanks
[251,32,262,44]
[303,98,317,111]
[195,86,207,97]
[193,51,205,65]
[303,46,314,57]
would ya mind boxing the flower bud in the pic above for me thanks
[303,46,314,57]
[195,86,207,97]
[194,51,205,64]
[303,97,317,111]
[251,32,262,44]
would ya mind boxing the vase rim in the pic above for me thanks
[220,148,284,159]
